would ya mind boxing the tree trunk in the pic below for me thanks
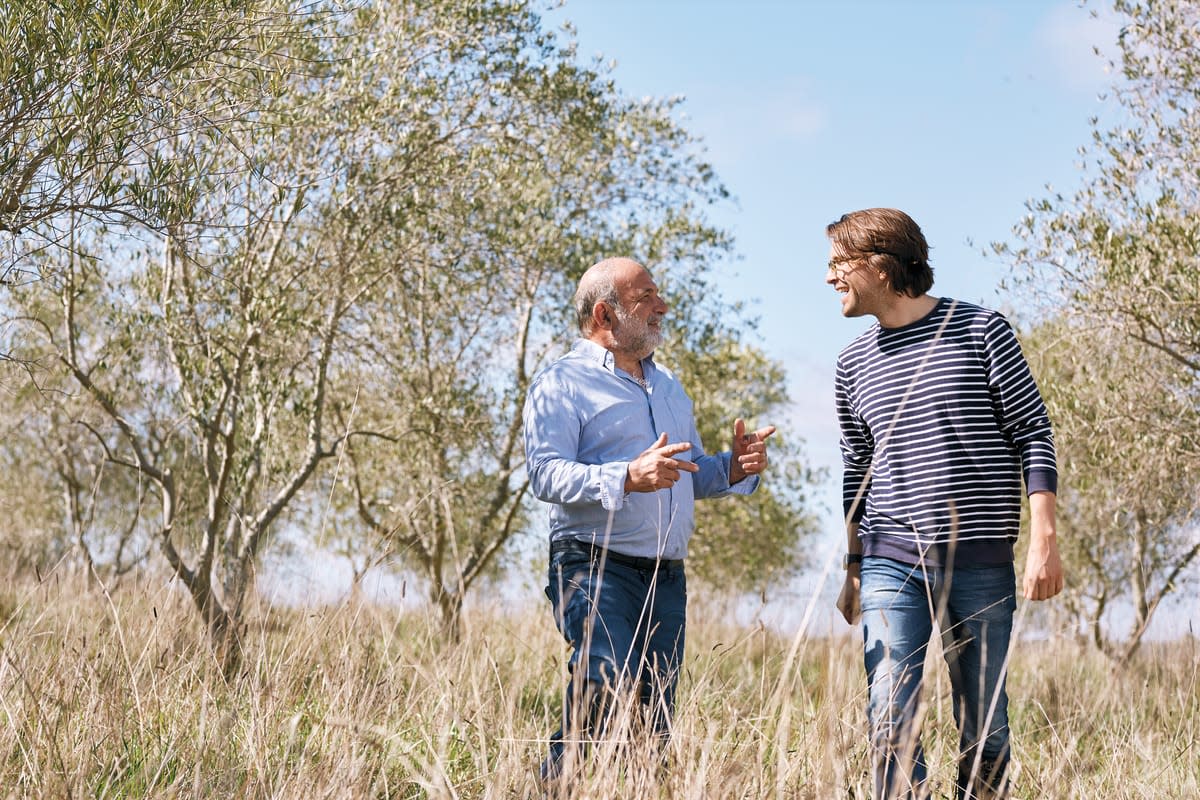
[435,584,464,643]
[1119,514,1151,665]
[205,602,244,680]
[181,572,245,680]
[1090,595,1108,656]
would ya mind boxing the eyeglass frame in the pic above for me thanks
[827,247,908,277]
[827,256,866,278]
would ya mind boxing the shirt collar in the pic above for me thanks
[571,338,657,379]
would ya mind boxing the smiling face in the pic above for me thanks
[577,257,669,369]
[826,243,888,319]
[611,261,667,359]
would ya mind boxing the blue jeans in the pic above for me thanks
[542,539,687,783]
[860,557,1016,800]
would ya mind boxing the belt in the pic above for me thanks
[551,538,684,571]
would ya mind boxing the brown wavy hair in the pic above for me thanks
[826,208,933,298]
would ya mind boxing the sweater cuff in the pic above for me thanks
[1025,467,1058,496]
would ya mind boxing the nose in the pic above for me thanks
[825,266,837,286]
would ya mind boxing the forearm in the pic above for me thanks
[841,462,870,530]
[837,520,863,624]
[1028,489,1057,541]
[696,451,757,497]
[1023,490,1063,600]
[845,520,862,555]
[528,457,628,510]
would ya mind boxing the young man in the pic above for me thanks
[523,256,776,793]
[827,209,1063,799]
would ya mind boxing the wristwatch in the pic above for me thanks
[842,553,863,569]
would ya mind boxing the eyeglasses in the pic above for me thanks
[828,248,913,278]
[827,257,864,278]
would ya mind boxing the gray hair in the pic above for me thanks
[574,261,622,334]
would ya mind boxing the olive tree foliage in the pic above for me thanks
[0,372,157,579]
[0,0,302,282]
[2,0,620,662]
[995,0,1200,658]
[1023,322,1200,661]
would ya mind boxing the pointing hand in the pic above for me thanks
[625,432,699,492]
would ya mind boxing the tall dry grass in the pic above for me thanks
[0,566,1195,799]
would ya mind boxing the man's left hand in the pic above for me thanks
[1022,530,1064,600]
[1022,491,1064,601]
[729,418,777,485]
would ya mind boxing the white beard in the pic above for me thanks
[613,305,664,359]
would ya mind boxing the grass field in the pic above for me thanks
[1,568,1196,799]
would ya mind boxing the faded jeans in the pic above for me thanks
[860,556,1016,799]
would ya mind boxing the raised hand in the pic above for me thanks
[729,418,777,485]
[625,432,699,492]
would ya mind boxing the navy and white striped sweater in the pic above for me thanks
[835,297,1057,566]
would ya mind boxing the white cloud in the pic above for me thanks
[1035,2,1123,92]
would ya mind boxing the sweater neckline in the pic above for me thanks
[878,296,948,333]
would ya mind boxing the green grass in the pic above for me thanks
[0,569,1196,798]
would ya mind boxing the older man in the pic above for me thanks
[523,256,775,790]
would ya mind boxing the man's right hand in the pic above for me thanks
[837,571,862,625]
[625,432,699,492]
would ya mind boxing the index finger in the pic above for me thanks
[657,441,693,456]
[752,425,777,441]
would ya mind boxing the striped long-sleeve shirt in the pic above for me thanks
[835,297,1057,566]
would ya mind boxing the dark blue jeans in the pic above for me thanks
[542,539,687,783]
[860,557,1016,799]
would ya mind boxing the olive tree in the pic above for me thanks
[338,39,821,630]
[996,0,1200,659]
[4,0,591,665]
[1023,321,1200,661]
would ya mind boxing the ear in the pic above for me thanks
[592,301,613,331]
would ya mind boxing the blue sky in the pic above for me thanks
[550,0,1120,575]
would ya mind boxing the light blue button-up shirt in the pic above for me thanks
[523,339,758,560]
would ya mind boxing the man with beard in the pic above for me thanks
[524,257,776,792]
